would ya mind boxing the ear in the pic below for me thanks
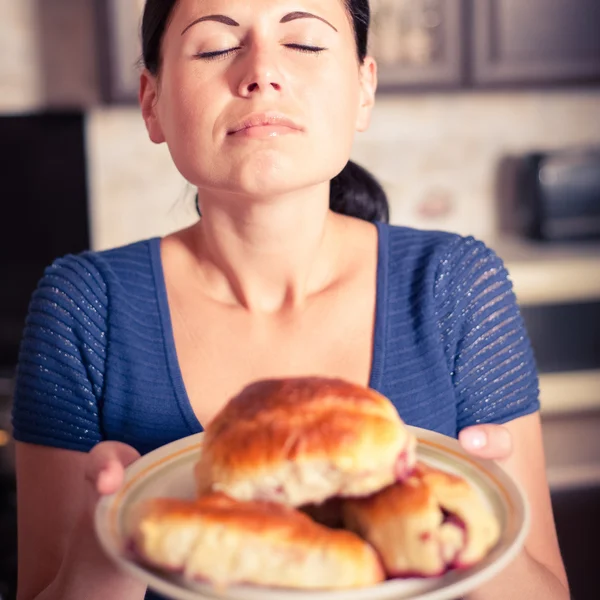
[139,69,166,144]
[356,56,377,133]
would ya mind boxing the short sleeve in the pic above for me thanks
[434,236,540,431]
[11,254,108,451]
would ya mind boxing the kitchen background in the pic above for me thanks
[1,0,599,598]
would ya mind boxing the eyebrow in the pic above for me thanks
[181,15,239,35]
[181,11,338,36]
[280,11,338,32]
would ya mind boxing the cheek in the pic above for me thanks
[157,63,203,124]
[309,64,360,152]
[160,76,218,158]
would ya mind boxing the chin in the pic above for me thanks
[230,158,329,199]
[235,177,307,200]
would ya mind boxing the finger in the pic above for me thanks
[458,424,512,461]
[86,442,141,495]
[95,460,125,495]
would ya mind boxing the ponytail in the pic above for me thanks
[330,161,389,223]
[194,161,389,223]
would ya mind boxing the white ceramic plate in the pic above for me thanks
[95,427,529,600]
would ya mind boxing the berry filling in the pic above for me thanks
[394,450,413,481]
[439,508,468,568]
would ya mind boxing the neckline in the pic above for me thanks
[149,220,389,434]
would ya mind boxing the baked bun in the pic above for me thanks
[129,492,384,590]
[195,377,416,506]
[342,463,500,577]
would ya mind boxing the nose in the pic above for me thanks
[237,45,284,98]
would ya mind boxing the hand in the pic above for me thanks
[83,441,141,517]
[46,442,145,599]
[458,424,513,461]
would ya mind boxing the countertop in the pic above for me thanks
[489,236,600,306]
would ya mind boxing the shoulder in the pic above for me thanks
[379,222,463,271]
[381,222,498,264]
[379,222,509,293]
[22,237,161,367]
[378,223,507,296]
[12,237,161,450]
[87,237,159,282]
[36,237,159,304]
[381,222,458,248]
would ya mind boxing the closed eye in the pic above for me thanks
[195,47,242,61]
[195,44,326,61]
[285,44,326,54]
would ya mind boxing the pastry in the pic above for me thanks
[342,463,501,577]
[195,377,416,507]
[129,492,385,589]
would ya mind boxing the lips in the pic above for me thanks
[227,112,303,135]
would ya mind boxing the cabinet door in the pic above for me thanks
[371,0,465,90]
[96,0,145,103]
[472,0,600,86]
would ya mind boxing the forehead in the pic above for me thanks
[170,0,350,26]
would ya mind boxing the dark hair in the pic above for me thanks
[141,0,389,223]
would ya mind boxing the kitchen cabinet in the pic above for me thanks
[96,0,145,103]
[543,410,600,600]
[92,0,600,102]
[370,0,600,92]
[370,0,464,90]
[471,0,600,86]
[0,375,16,600]
[552,484,600,600]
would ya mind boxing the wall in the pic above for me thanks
[87,90,600,250]
[86,109,198,250]
[2,1,600,250]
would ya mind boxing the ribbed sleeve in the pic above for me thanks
[434,236,540,429]
[12,254,108,451]
[9,226,540,461]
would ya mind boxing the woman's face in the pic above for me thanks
[140,0,377,199]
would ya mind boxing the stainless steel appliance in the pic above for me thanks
[515,146,600,241]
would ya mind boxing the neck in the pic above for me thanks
[189,184,342,313]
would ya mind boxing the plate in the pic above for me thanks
[95,427,529,600]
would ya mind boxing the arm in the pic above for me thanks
[12,255,145,600]
[16,443,144,600]
[435,237,569,598]
[15,444,86,599]
[462,415,569,599]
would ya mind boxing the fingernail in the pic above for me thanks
[97,469,112,491]
[463,429,488,449]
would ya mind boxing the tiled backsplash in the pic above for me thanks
[355,92,600,239]
[86,109,199,251]
[87,90,600,250]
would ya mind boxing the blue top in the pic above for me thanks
[11,222,540,599]
[12,222,539,454]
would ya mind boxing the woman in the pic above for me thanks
[13,0,569,599]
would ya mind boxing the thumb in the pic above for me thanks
[85,441,141,497]
[458,424,512,461]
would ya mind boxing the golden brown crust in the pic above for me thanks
[133,493,328,540]
[342,463,500,577]
[202,377,403,466]
[129,492,385,589]
[195,377,416,506]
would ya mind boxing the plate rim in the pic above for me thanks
[95,426,530,600]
